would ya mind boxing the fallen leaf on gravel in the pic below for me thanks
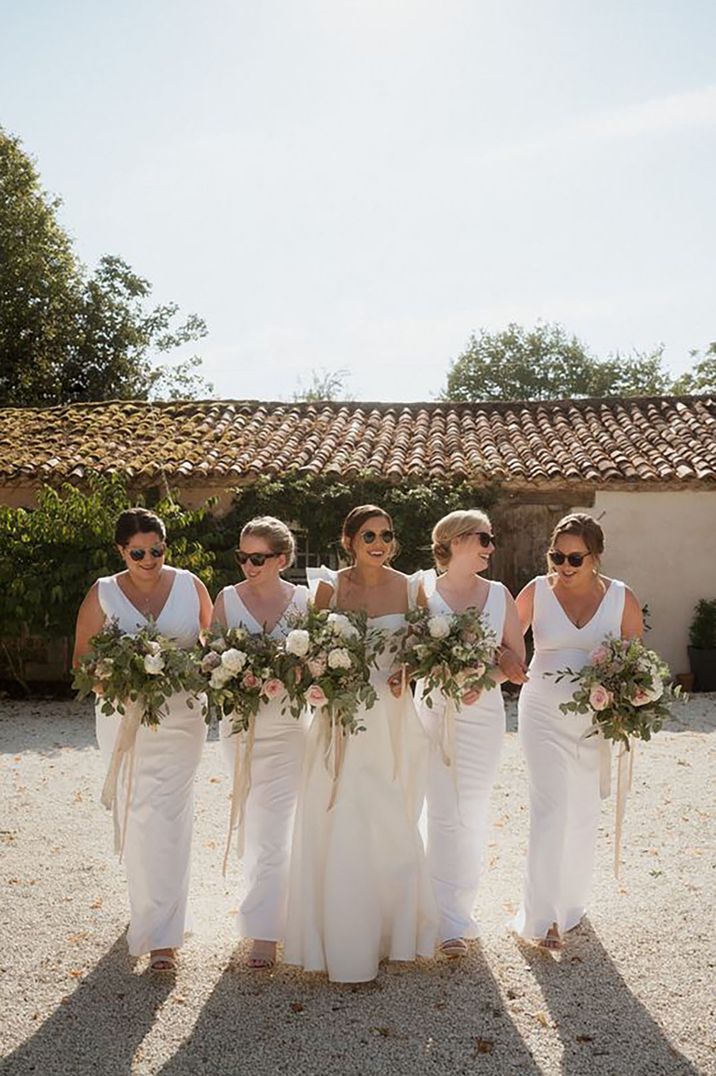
[69,969,84,978]
[209,777,221,784]
[67,932,89,944]
[290,1002,304,1013]
[372,1027,395,1037]
[534,1011,553,1028]
[474,1037,494,1054]
[576,1034,593,1043]
[73,790,83,802]
[204,840,217,849]
[90,898,103,909]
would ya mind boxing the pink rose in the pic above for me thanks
[242,671,260,690]
[589,683,612,711]
[590,646,608,665]
[305,684,328,707]
[262,678,285,700]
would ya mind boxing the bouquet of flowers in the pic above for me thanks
[395,606,498,708]
[199,626,289,735]
[73,619,206,726]
[283,608,378,734]
[552,636,680,747]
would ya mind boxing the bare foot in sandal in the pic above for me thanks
[247,939,277,970]
[538,924,563,951]
[149,948,177,972]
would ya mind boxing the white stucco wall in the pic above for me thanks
[570,490,716,674]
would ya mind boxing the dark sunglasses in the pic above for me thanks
[471,531,497,548]
[360,529,395,544]
[236,550,281,567]
[127,544,166,561]
[548,550,591,567]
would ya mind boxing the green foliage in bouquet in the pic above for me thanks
[73,619,206,726]
[284,608,379,734]
[199,626,287,734]
[396,606,498,707]
[553,636,680,747]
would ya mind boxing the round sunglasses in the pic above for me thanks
[360,529,395,544]
[127,544,166,561]
[548,549,591,567]
[236,550,281,567]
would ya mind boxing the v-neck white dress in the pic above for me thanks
[217,583,309,942]
[284,568,437,983]
[94,567,207,957]
[417,572,507,943]
[513,575,626,940]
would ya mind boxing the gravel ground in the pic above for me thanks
[0,695,714,1076]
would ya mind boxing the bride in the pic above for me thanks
[283,505,437,981]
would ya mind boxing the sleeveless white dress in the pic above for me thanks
[284,568,437,982]
[513,575,626,940]
[417,573,507,942]
[218,584,310,942]
[94,567,207,957]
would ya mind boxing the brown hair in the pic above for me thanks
[431,509,492,571]
[547,513,604,574]
[115,507,166,546]
[341,504,397,563]
[240,516,295,568]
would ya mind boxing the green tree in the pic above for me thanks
[672,342,716,395]
[0,127,212,406]
[292,367,352,402]
[442,322,670,402]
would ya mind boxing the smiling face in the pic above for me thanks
[118,530,166,582]
[348,514,395,569]
[238,534,286,585]
[549,533,594,586]
[450,526,495,575]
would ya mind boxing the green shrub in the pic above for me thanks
[689,599,716,649]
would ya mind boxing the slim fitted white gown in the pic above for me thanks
[284,568,437,982]
[513,575,625,940]
[218,584,309,941]
[94,568,207,957]
[417,573,507,942]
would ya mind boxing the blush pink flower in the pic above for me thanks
[590,646,609,665]
[242,671,260,690]
[305,684,328,707]
[589,683,612,711]
[262,678,285,700]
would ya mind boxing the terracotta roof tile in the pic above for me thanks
[0,395,714,491]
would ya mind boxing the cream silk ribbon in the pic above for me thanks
[100,696,144,860]
[222,716,257,875]
[594,732,635,878]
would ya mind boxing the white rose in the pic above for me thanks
[327,613,359,640]
[143,653,165,675]
[285,629,310,657]
[327,647,352,670]
[145,640,162,656]
[428,615,451,640]
[210,665,234,689]
[221,648,248,674]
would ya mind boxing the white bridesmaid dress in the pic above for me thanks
[513,575,626,940]
[217,584,309,942]
[417,571,507,943]
[284,568,437,982]
[94,567,207,957]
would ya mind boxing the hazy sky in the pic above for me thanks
[3,1,715,401]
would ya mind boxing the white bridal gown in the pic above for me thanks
[284,568,437,982]
[218,583,309,942]
[94,567,207,957]
[513,575,626,940]
[417,571,507,943]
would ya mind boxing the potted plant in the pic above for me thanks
[688,599,716,692]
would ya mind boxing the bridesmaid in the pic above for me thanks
[418,510,528,957]
[512,513,643,950]
[73,507,213,972]
[213,516,309,970]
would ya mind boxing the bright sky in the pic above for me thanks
[3,1,715,402]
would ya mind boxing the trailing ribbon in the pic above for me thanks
[613,740,635,879]
[387,665,408,783]
[100,696,143,860]
[222,716,257,875]
[324,708,346,811]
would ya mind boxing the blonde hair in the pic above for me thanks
[240,516,296,567]
[547,512,604,575]
[432,509,492,571]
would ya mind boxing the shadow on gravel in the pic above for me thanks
[0,934,174,1076]
[518,918,700,1075]
[0,701,97,756]
[155,942,541,1076]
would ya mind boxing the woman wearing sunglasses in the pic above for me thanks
[418,510,528,958]
[284,504,437,982]
[512,513,643,950]
[73,507,213,972]
[212,516,309,970]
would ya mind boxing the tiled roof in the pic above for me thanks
[1,396,715,491]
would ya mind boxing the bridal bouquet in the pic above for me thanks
[73,619,206,726]
[395,606,498,708]
[199,626,287,735]
[283,608,378,734]
[552,636,680,747]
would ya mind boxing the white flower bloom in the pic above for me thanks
[428,615,451,640]
[327,647,352,670]
[285,629,310,657]
[221,648,248,673]
[95,658,114,680]
[143,653,165,675]
[327,613,359,640]
[210,665,234,689]
[145,640,162,656]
